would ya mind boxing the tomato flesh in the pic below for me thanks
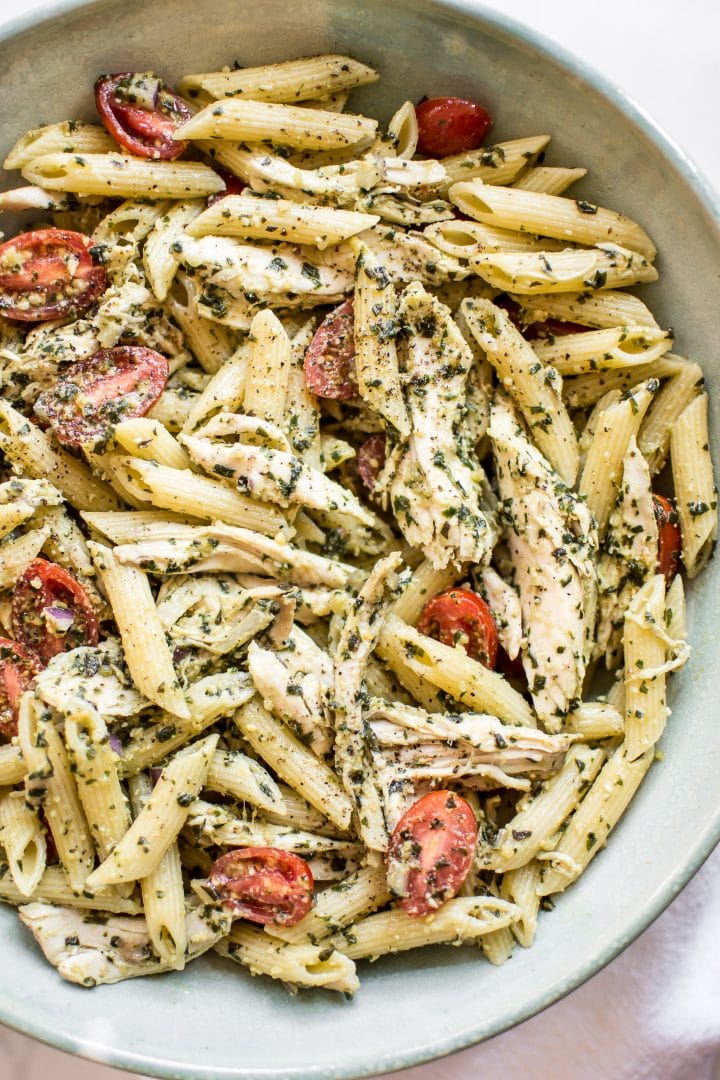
[386,790,477,917]
[11,559,99,663]
[0,228,108,322]
[304,299,357,400]
[0,638,42,738]
[417,588,499,669]
[415,97,492,158]
[34,344,169,451]
[95,72,191,160]
[357,433,387,492]
[208,169,245,206]
[653,493,682,583]
[209,847,313,927]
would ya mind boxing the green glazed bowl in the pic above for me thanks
[0,1,718,1077]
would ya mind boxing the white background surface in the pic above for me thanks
[0,1,718,1078]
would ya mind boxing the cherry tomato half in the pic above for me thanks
[95,72,191,161]
[304,298,357,400]
[417,588,499,669]
[34,344,169,451]
[11,559,99,663]
[653,493,682,583]
[357,433,387,492]
[0,638,42,738]
[0,228,108,323]
[415,97,492,158]
[386,790,477,918]
[208,169,245,207]
[209,847,314,927]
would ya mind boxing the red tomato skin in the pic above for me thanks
[417,588,499,669]
[415,97,492,158]
[0,637,42,738]
[11,559,99,663]
[653,494,682,583]
[209,847,314,927]
[357,434,387,491]
[0,228,108,323]
[34,344,169,451]
[95,72,191,161]
[386,790,478,918]
[208,170,245,206]
[304,298,357,400]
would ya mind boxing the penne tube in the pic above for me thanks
[439,135,550,191]
[0,526,51,590]
[18,695,95,892]
[113,417,196,473]
[538,744,653,896]
[328,896,519,959]
[0,402,121,512]
[514,288,661,331]
[179,54,378,103]
[472,244,658,295]
[0,744,26,786]
[566,701,624,740]
[450,182,656,260]
[129,773,187,970]
[186,194,377,249]
[175,100,377,151]
[501,862,542,948]
[216,925,359,994]
[63,698,132,863]
[143,199,204,300]
[378,614,535,727]
[352,242,410,436]
[639,356,704,474]
[234,700,354,834]
[85,734,218,889]
[88,542,190,719]
[205,748,286,815]
[671,393,717,577]
[461,298,579,485]
[513,166,587,195]
[623,575,669,759]
[266,863,391,944]
[0,790,46,898]
[166,271,238,373]
[476,745,606,872]
[578,379,657,538]
[181,344,249,434]
[243,310,292,426]
[22,152,224,199]
[424,218,566,258]
[0,865,141,913]
[531,325,671,376]
[4,121,114,169]
[108,456,286,536]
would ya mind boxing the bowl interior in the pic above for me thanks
[0,1,719,1077]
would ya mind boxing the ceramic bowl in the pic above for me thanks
[0,1,718,1077]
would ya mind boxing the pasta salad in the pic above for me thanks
[0,53,715,994]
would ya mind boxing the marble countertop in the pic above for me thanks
[0,1,718,1078]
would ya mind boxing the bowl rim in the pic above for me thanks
[0,0,719,1077]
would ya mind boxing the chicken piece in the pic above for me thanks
[181,412,374,525]
[595,436,659,669]
[18,901,230,987]
[476,565,523,661]
[378,283,496,569]
[489,396,597,729]
[333,552,407,852]
[248,627,334,758]
[33,639,150,717]
[366,699,573,774]
[186,800,360,860]
[112,521,361,589]
[156,574,279,655]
